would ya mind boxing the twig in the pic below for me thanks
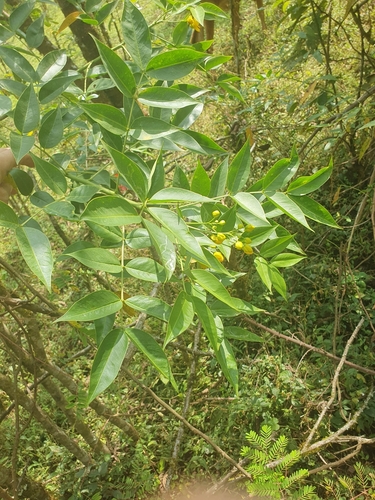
[308,444,362,475]
[302,317,365,452]
[243,317,375,376]
[124,368,252,480]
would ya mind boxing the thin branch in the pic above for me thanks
[124,368,252,480]
[308,444,362,475]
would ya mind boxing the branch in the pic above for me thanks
[243,317,375,376]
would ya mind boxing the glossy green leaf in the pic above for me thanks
[210,158,228,197]
[125,296,171,322]
[143,219,176,280]
[262,146,299,192]
[227,140,252,194]
[39,73,80,104]
[148,207,208,264]
[131,116,176,140]
[26,14,45,48]
[269,265,287,299]
[172,103,203,129]
[191,161,211,196]
[147,153,165,198]
[180,130,225,154]
[270,253,306,268]
[191,270,240,310]
[30,154,67,195]
[138,87,198,109]
[289,195,340,228]
[94,314,116,346]
[149,188,210,204]
[173,166,190,190]
[125,328,177,389]
[9,1,34,30]
[125,228,151,249]
[254,256,272,292]
[56,291,123,322]
[224,326,263,342]
[164,292,194,347]
[14,84,40,133]
[42,201,75,218]
[66,185,98,203]
[81,196,141,226]
[287,163,332,196]
[121,0,152,70]
[10,132,35,164]
[65,247,122,273]
[37,50,67,83]
[104,144,148,201]
[93,37,136,98]
[9,168,34,196]
[260,235,294,259]
[87,328,128,404]
[146,49,205,80]
[233,192,269,225]
[210,297,264,317]
[192,296,220,351]
[0,25,13,44]
[267,192,311,229]
[0,202,19,229]
[16,226,53,291]
[95,1,117,23]
[216,338,238,394]
[125,257,167,282]
[0,95,12,117]
[80,103,128,135]
[39,107,63,149]
[0,79,26,98]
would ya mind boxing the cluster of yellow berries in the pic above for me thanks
[209,209,255,262]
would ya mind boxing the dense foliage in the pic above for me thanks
[0,0,374,499]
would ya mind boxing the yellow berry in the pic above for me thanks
[216,233,226,243]
[234,241,244,250]
[242,244,253,255]
[219,220,226,225]
[212,210,220,217]
[210,235,218,243]
[243,237,252,244]
[213,251,224,262]
[245,224,255,232]
[238,223,244,229]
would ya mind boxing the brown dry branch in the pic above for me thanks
[124,368,252,480]
[243,317,375,376]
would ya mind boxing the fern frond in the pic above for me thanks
[291,485,319,499]
[338,475,354,492]
[268,435,288,460]
[260,425,273,449]
[354,461,369,489]
[275,449,301,472]
[240,445,251,457]
[245,430,264,449]
[281,468,308,488]
[248,480,281,499]
[252,448,268,465]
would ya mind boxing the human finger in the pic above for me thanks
[0,182,14,204]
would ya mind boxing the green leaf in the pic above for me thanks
[87,328,128,404]
[210,158,228,197]
[260,235,294,259]
[92,37,136,98]
[138,87,198,109]
[147,153,165,198]
[9,1,34,30]
[125,328,177,390]
[95,1,117,24]
[267,192,311,229]
[66,185,98,203]
[125,296,171,321]
[173,166,190,190]
[56,291,123,322]
[269,265,287,299]
[37,50,67,83]
[104,144,148,201]
[121,0,152,70]
[10,132,35,164]
[191,270,240,310]
[143,219,176,280]
[94,314,116,345]
[192,296,220,351]
[0,79,26,98]
[172,103,204,129]
[0,201,19,229]
[148,207,208,264]
[80,103,128,135]
[224,326,263,342]
[181,130,225,154]
[191,161,211,196]
[16,227,53,291]
[14,84,40,134]
[164,292,194,347]
[270,253,306,268]
[26,14,45,48]
[227,140,252,194]
[289,195,340,228]
[0,25,13,44]
[131,116,176,140]
[65,247,122,273]
[262,147,300,192]
[233,192,269,225]
[39,73,80,104]
[216,338,238,394]
[254,256,272,293]
[149,187,210,204]
[39,107,63,149]
[125,257,167,282]
[146,49,205,80]
[287,162,332,196]
[0,95,12,117]
[81,196,141,226]
[9,168,34,196]
[30,154,67,195]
